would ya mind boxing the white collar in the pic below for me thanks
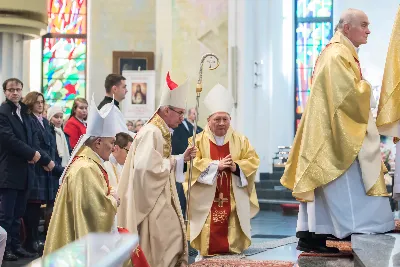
[93,151,104,164]
[342,34,359,54]
[214,135,225,146]
[109,153,118,165]
[109,153,124,168]
[76,117,86,125]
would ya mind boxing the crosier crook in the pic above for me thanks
[185,53,220,231]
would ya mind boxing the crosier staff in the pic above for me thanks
[185,53,220,230]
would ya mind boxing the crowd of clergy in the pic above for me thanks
[1,7,400,267]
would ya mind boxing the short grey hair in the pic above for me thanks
[335,19,344,32]
[84,136,101,147]
[187,107,196,117]
[335,8,360,32]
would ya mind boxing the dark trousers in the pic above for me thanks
[0,189,28,251]
[23,203,42,246]
[176,182,187,217]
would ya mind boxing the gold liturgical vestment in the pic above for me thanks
[44,146,118,255]
[281,31,388,202]
[184,126,259,256]
[117,114,187,267]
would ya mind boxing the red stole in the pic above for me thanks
[208,141,231,255]
[117,228,150,267]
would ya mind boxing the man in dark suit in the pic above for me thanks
[98,74,127,110]
[0,78,53,261]
[171,108,203,217]
[186,108,203,133]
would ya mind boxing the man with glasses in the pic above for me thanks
[118,72,196,267]
[0,78,53,261]
[104,132,133,189]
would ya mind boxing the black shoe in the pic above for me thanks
[3,250,18,261]
[297,239,340,254]
[14,247,38,258]
[26,240,45,254]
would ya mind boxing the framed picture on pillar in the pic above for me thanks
[112,51,155,75]
[121,70,156,120]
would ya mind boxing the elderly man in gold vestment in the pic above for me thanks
[183,84,259,261]
[118,72,196,267]
[281,9,395,253]
[44,98,125,256]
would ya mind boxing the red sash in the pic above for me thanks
[208,141,231,255]
[117,227,150,267]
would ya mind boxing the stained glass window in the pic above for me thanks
[295,0,333,130]
[42,0,87,117]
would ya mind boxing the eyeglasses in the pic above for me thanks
[5,88,22,93]
[168,106,185,117]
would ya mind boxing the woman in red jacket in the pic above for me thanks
[64,98,88,149]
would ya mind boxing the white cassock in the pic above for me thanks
[393,126,400,200]
[105,154,124,189]
[297,91,395,239]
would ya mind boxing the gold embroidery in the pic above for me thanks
[134,247,140,257]
[212,210,228,223]
[216,171,228,191]
[149,114,171,158]
[214,192,228,207]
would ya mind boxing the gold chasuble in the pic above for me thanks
[281,31,388,202]
[44,146,117,255]
[117,113,187,267]
[377,7,400,138]
[184,126,259,256]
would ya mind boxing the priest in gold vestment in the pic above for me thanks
[118,72,196,267]
[44,98,125,256]
[281,9,394,253]
[183,84,259,260]
[376,7,400,201]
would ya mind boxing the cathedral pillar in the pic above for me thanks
[0,0,47,101]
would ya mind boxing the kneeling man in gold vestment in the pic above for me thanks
[184,84,260,260]
[44,98,125,256]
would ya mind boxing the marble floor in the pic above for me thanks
[5,210,400,266]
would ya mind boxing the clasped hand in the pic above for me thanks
[111,190,120,207]
[218,154,236,172]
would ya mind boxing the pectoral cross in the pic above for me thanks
[214,192,228,208]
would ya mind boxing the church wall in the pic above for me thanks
[88,0,156,104]
[25,0,399,175]
[160,0,229,127]
[334,1,398,93]
[231,0,294,174]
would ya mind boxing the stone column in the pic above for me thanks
[0,0,47,100]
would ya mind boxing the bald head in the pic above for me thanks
[335,9,371,47]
